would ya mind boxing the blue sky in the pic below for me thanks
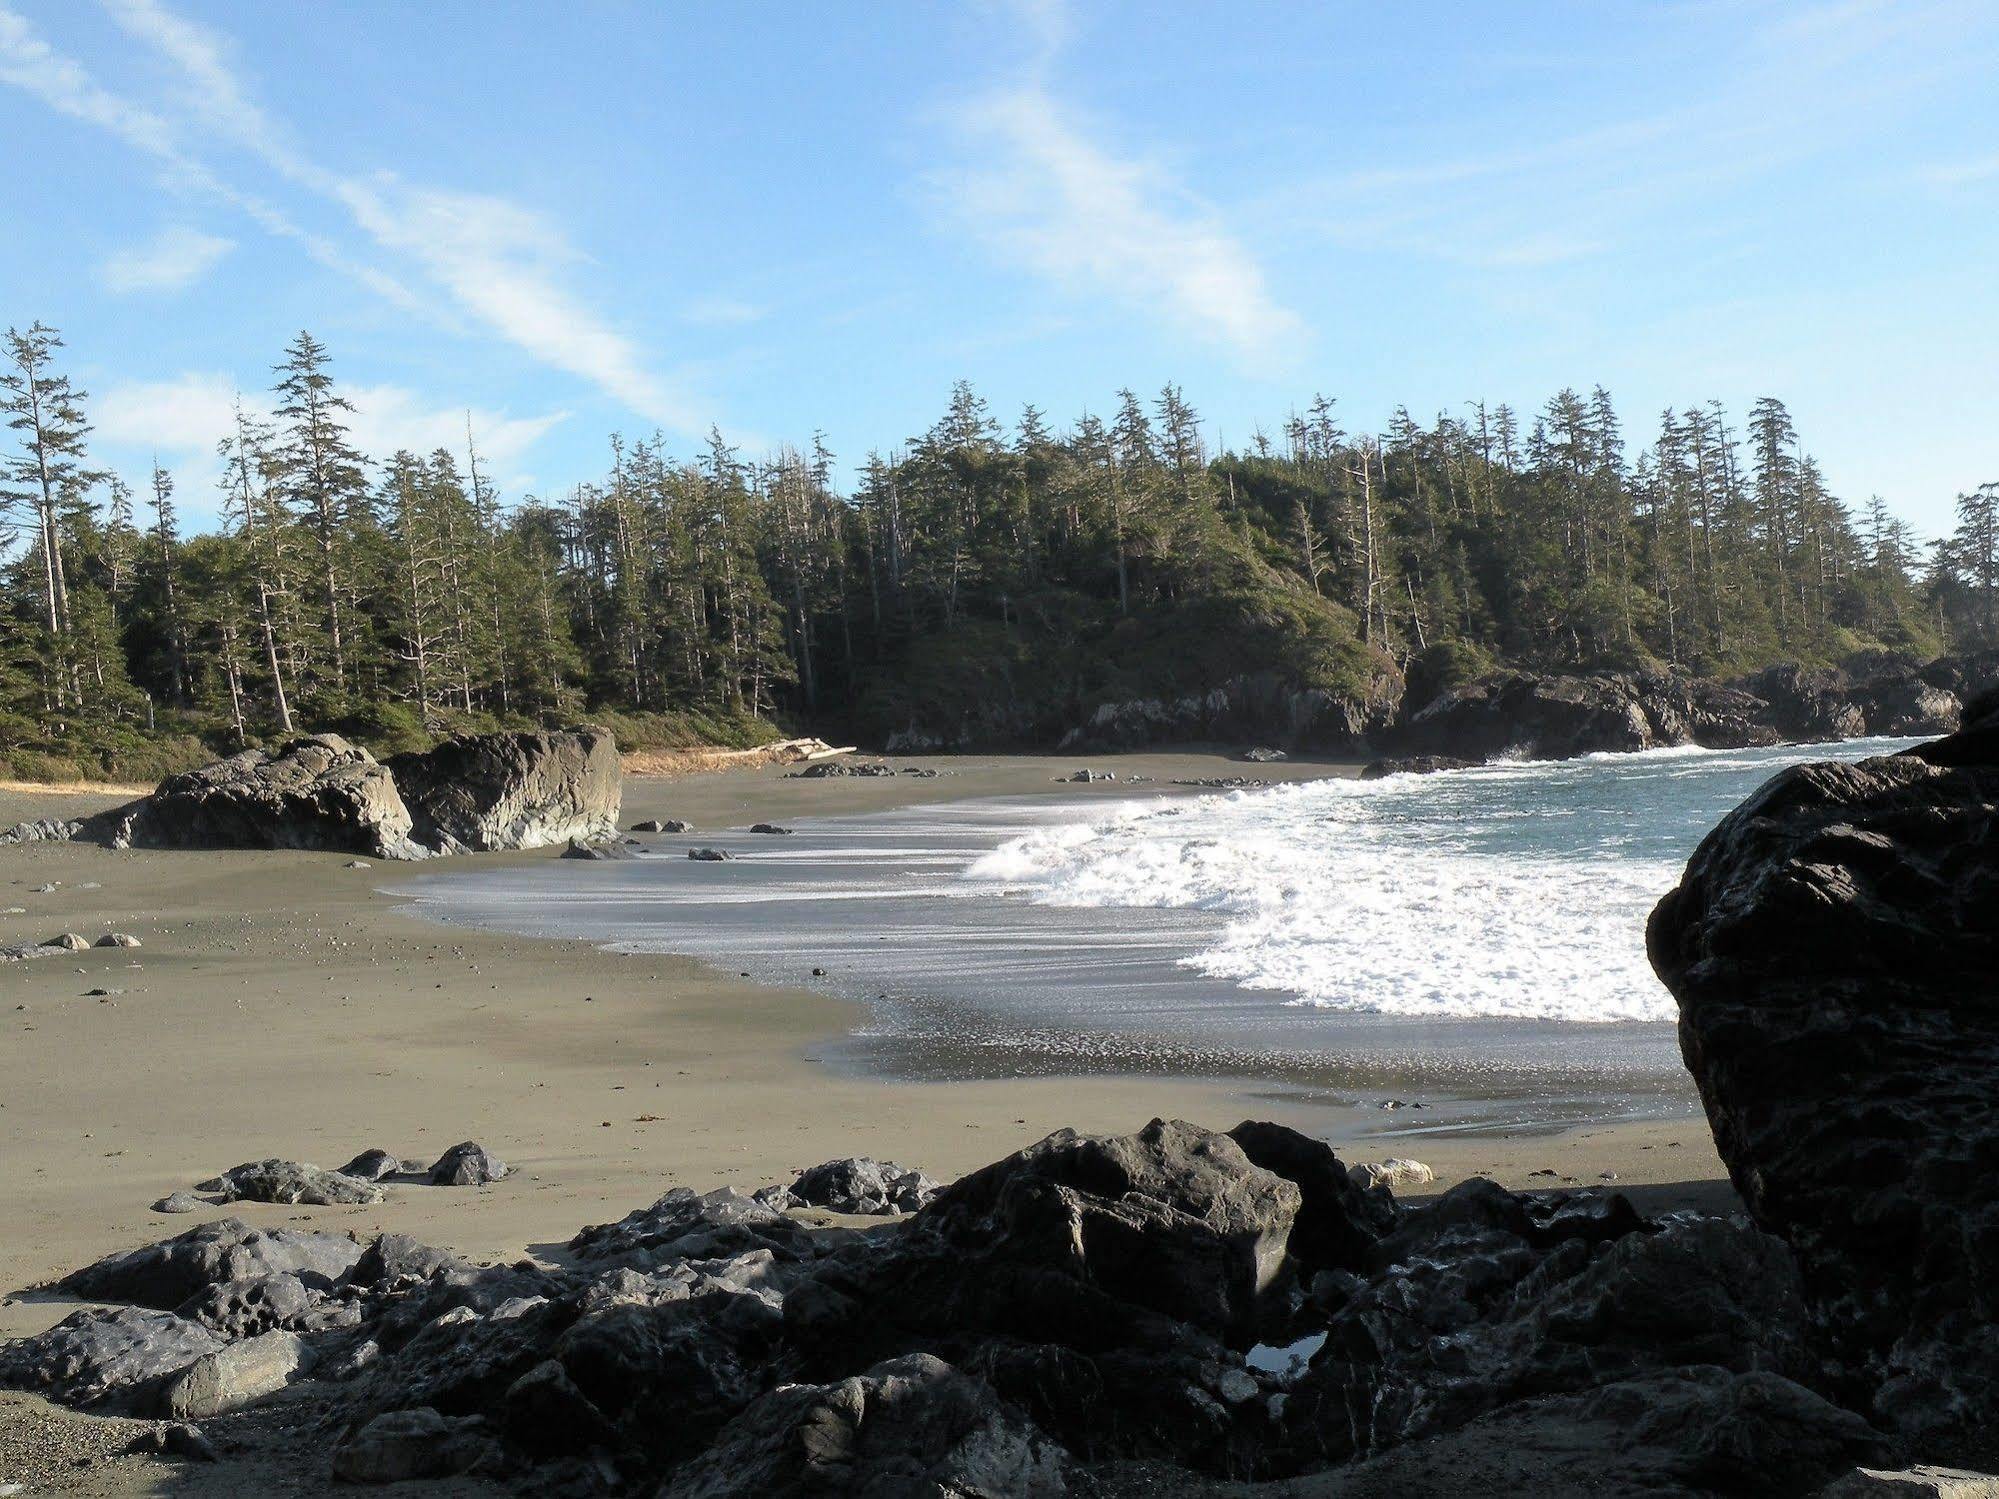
[1,1,1995,536]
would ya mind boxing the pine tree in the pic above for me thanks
[271,332,368,696]
[1,322,100,706]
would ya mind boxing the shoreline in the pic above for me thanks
[0,749,1731,1355]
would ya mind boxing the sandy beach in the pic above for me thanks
[0,750,1729,1355]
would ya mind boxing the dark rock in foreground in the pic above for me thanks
[766,1156,941,1216]
[662,1352,1067,1498]
[0,1116,1966,1494]
[1650,694,1999,1440]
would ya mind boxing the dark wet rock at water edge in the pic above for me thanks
[562,837,638,860]
[629,817,693,833]
[747,822,793,835]
[786,760,899,778]
[687,846,733,861]
[1358,755,1479,780]
[1649,694,1999,1442]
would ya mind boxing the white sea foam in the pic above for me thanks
[963,737,1915,1024]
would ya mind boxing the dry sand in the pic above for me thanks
[0,750,1731,1493]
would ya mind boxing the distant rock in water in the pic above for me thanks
[1359,755,1479,780]
[687,847,733,862]
[1394,670,1777,762]
[562,837,637,860]
[387,729,619,854]
[1649,691,1999,1439]
[630,817,692,833]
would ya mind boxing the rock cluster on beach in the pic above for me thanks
[0,728,619,861]
[0,1117,1953,1496]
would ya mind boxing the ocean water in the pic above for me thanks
[399,737,1913,1116]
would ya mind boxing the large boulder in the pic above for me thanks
[0,1306,223,1409]
[1648,699,1999,1437]
[119,734,422,859]
[916,1118,1303,1346]
[388,729,620,853]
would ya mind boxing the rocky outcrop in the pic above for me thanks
[113,734,424,859]
[1055,669,1405,755]
[35,728,619,861]
[1359,755,1479,780]
[1648,694,1999,1440]
[1391,670,1780,762]
[387,729,619,854]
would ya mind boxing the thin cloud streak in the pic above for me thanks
[0,0,700,433]
[938,80,1304,366]
[99,0,700,433]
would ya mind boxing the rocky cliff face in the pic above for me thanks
[1052,669,1404,755]
[388,730,620,854]
[885,651,1986,763]
[1649,693,1999,1441]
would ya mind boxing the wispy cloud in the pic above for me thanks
[1277,0,1996,271]
[937,81,1303,366]
[92,370,566,515]
[933,1,1303,367]
[100,224,233,292]
[336,177,704,433]
[0,0,701,433]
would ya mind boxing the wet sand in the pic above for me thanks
[0,749,1731,1367]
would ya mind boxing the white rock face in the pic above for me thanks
[389,729,621,854]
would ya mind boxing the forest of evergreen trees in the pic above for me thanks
[3,319,1995,779]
